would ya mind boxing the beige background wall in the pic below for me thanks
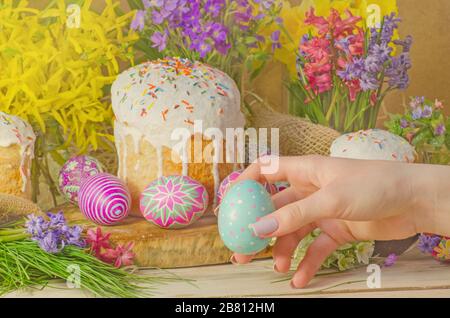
[31,0,450,123]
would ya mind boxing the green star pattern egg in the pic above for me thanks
[218,180,275,255]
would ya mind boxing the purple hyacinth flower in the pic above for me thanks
[130,10,146,31]
[394,35,413,53]
[364,55,382,73]
[384,253,397,267]
[435,124,446,136]
[38,231,60,254]
[360,73,379,91]
[150,31,168,51]
[26,214,48,237]
[370,43,392,63]
[418,234,442,254]
[64,225,86,248]
[47,211,66,228]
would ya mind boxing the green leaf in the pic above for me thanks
[429,135,445,148]
[412,129,433,147]
[127,0,144,10]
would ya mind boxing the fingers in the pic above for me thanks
[250,185,343,238]
[236,155,324,186]
[273,224,316,273]
[272,187,299,209]
[291,232,340,288]
[231,253,254,265]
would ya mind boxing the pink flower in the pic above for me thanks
[305,8,362,39]
[346,79,361,102]
[86,227,112,256]
[434,99,444,110]
[102,242,136,268]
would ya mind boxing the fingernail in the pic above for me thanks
[250,218,279,237]
[290,280,297,289]
[230,255,238,265]
[273,262,280,273]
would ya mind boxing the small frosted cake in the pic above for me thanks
[0,112,36,199]
[112,57,245,215]
[330,129,416,162]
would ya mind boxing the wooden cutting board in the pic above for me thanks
[54,204,272,268]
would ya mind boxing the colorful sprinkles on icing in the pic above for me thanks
[330,129,416,163]
[112,57,239,133]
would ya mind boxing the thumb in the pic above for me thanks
[249,186,343,238]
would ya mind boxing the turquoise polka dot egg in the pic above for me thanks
[218,180,275,255]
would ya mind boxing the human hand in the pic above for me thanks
[231,155,430,288]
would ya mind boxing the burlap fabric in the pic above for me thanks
[245,95,341,156]
[0,193,42,225]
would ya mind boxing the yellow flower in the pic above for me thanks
[434,240,450,260]
[0,0,137,154]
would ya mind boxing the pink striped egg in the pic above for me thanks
[78,173,131,225]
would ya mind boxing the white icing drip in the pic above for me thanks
[181,144,189,176]
[156,145,163,177]
[113,123,122,177]
[0,112,36,193]
[134,160,141,172]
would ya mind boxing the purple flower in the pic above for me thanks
[386,56,411,89]
[27,212,86,254]
[360,73,379,91]
[400,118,409,128]
[435,123,446,136]
[337,58,365,81]
[207,22,228,43]
[384,253,397,267]
[47,211,66,227]
[411,107,423,120]
[394,35,413,53]
[150,31,168,51]
[422,105,433,118]
[370,43,392,63]
[380,13,401,44]
[364,55,382,73]
[205,0,225,17]
[131,10,146,31]
[410,96,425,109]
[418,234,442,254]
[38,231,60,254]
[64,225,86,248]
[270,30,281,51]
[142,0,152,9]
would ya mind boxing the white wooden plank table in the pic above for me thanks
[5,249,450,298]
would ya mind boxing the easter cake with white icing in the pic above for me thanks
[112,57,245,215]
[0,111,36,199]
[330,129,416,162]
